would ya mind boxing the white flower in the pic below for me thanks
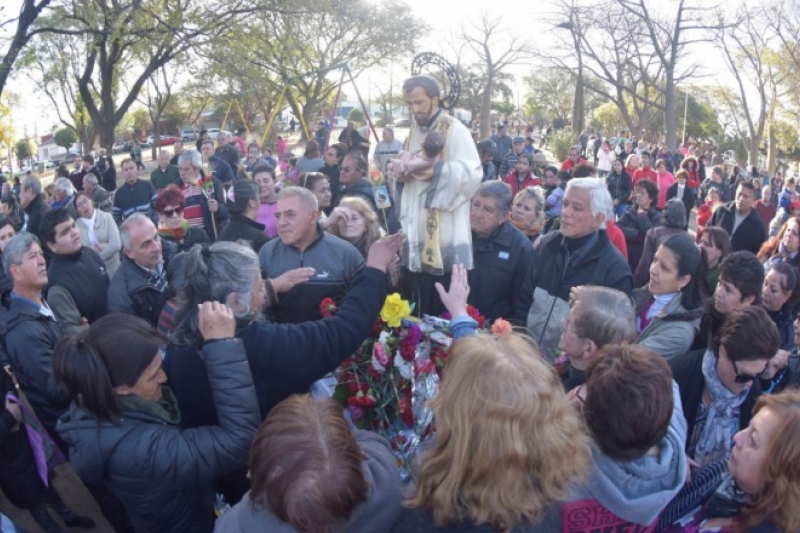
[371,356,386,373]
[379,331,391,345]
[394,353,414,380]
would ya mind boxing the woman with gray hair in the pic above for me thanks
[633,197,689,287]
[163,234,402,503]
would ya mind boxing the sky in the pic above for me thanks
[5,0,746,141]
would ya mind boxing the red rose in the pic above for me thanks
[399,396,413,427]
[362,395,378,408]
[319,298,338,318]
[399,341,416,361]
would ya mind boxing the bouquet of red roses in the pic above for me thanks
[321,294,449,463]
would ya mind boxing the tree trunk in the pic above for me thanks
[766,118,778,175]
[573,35,585,134]
[664,70,677,152]
[750,137,761,168]
[480,73,494,138]
[94,122,114,155]
[152,116,160,160]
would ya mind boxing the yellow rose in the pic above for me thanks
[380,293,411,327]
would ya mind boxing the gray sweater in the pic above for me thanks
[555,383,688,531]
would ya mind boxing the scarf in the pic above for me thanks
[510,216,540,238]
[116,386,181,426]
[80,209,99,247]
[695,350,750,466]
[159,219,189,243]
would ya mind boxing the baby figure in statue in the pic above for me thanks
[389,131,446,181]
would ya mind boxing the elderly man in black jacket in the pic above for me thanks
[107,213,177,326]
[0,233,68,445]
[708,179,766,254]
[468,181,533,325]
[527,177,633,362]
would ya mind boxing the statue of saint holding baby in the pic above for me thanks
[392,75,482,314]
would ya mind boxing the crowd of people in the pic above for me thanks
[0,89,798,533]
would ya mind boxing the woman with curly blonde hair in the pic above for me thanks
[659,389,800,533]
[392,332,591,532]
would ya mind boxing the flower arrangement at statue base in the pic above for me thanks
[322,294,463,477]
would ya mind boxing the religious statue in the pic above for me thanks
[393,75,482,313]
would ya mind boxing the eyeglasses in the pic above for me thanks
[560,315,578,335]
[731,357,769,384]
[161,207,183,218]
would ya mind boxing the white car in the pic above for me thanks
[333,116,348,128]
[206,128,232,140]
[180,129,197,141]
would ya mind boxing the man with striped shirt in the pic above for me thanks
[112,158,158,227]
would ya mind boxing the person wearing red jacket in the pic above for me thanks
[681,155,701,190]
[560,145,587,172]
[503,153,540,196]
[632,152,657,188]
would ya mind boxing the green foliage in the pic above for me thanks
[525,69,607,124]
[15,138,34,160]
[592,101,625,132]
[0,94,15,149]
[491,100,515,116]
[200,0,426,139]
[442,65,513,115]
[54,128,77,150]
[347,108,365,124]
[550,130,576,162]
[771,120,799,156]
[128,108,151,133]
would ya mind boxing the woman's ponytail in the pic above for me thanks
[52,335,119,422]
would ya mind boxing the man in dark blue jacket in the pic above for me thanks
[468,181,533,325]
[490,124,512,170]
[0,233,67,443]
[527,177,632,361]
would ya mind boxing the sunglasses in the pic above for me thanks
[731,357,768,384]
[162,207,184,218]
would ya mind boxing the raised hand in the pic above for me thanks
[435,264,470,318]
[198,301,236,341]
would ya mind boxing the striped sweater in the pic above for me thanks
[112,179,158,226]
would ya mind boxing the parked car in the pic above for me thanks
[333,116,348,128]
[112,141,128,154]
[60,152,82,165]
[180,129,198,142]
[43,160,58,169]
[393,117,411,128]
[146,134,179,146]
[206,128,232,140]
